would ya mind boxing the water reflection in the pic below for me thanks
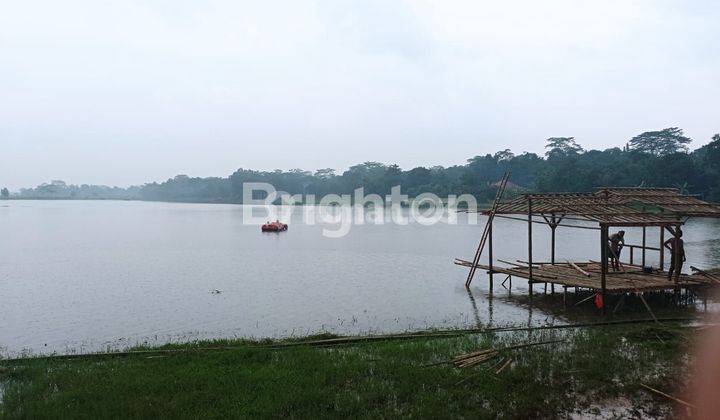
[491,284,707,324]
[465,288,482,328]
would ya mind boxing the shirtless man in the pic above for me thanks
[664,228,686,283]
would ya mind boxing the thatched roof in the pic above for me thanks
[487,187,720,226]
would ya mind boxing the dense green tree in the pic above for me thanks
[628,127,692,156]
[314,168,336,179]
[1,187,9,199]
[494,149,514,161]
[545,137,584,158]
[697,134,720,200]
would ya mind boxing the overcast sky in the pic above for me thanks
[1,0,719,190]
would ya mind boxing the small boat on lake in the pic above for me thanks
[261,220,288,232]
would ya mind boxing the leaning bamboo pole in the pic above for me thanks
[465,172,510,287]
[641,384,696,409]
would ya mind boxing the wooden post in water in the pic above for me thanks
[600,224,608,315]
[550,215,556,294]
[642,226,646,267]
[465,172,510,288]
[488,221,494,290]
[528,197,533,296]
[659,225,665,270]
[673,223,681,286]
[550,218,556,265]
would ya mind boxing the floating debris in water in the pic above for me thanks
[211,289,222,294]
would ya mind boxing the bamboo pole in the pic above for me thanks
[574,293,596,306]
[600,225,608,314]
[642,226,646,267]
[673,224,681,285]
[551,218,556,265]
[488,220,493,290]
[465,172,509,287]
[493,215,600,230]
[550,215,556,293]
[659,226,665,270]
[496,259,538,268]
[567,260,591,277]
[0,318,701,364]
[452,339,565,368]
[690,266,720,284]
[641,384,696,409]
[495,357,512,374]
[528,197,533,296]
[635,288,659,323]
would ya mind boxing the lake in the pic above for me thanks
[1,200,719,356]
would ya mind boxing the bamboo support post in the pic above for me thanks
[551,222,556,265]
[635,289,659,323]
[488,221,493,290]
[642,226,646,267]
[465,172,509,287]
[600,225,608,314]
[673,224,681,286]
[528,197,533,296]
[659,226,665,270]
[612,294,626,314]
[549,216,557,293]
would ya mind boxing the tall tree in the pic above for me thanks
[706,134,720,162]
[494,149,515,161]
[0,187,8,199]
[700,134,720,200]
[314,168,336,179]
[628,127,692,156]
[545,137,584,158]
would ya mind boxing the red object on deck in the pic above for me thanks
[594,292,604,309]
[261,221,288,232]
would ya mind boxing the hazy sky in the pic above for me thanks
[1,0,719,190]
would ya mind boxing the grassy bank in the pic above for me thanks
[0,322,693,419]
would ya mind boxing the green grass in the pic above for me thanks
[0,323,691,419]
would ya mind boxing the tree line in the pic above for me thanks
[7,128,720,203]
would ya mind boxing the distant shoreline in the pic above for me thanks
[1,197,490,210]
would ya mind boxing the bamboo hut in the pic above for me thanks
[456,187,720,311]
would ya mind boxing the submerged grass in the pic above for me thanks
[0,323,692,419]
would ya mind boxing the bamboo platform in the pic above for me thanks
[455,259,719,294]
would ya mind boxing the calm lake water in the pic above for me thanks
[1,200,719,356]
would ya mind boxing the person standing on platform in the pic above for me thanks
[607,230,625,271]
[664,228,686,282]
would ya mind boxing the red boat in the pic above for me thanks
[261,221,288,232]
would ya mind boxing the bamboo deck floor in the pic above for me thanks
[454,259,719,293]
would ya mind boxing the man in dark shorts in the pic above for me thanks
[664,228,686,282]
[607,230,625,271]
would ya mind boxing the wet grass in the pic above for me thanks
[0,323,692,419]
